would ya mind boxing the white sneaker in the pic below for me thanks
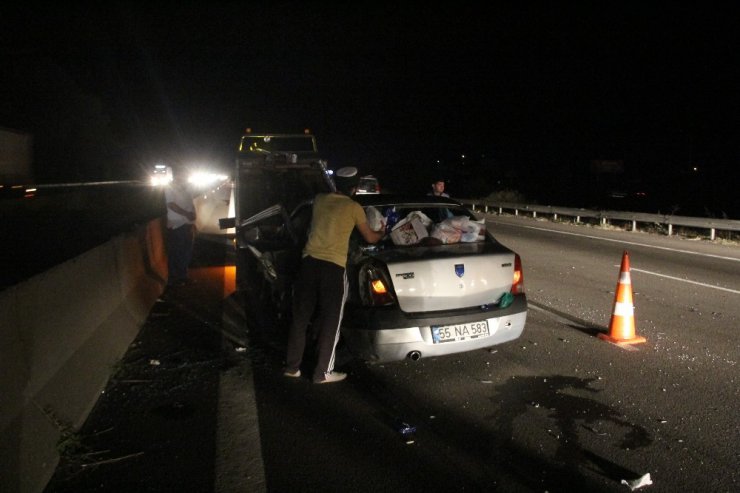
[283,369,301,378]
[314,371,347,384]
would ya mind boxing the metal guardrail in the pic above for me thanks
[458,200,740,241]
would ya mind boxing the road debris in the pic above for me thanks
[80,452,145,469]
[621,472,652,490]
[583,425,608,436]
[394,419,417,444]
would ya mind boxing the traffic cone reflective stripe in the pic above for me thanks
[599,251,646,345]
[612,301,634,317]
[618,269,631,286]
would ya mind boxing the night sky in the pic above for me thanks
[2,3,739,215]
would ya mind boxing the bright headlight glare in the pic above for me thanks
[150,175,172,186]
[188,172,228,187]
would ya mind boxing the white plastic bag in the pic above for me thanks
[405,210,433,229]
[365,206,384,231]
[390,212,430,246]
[473,218,486,240]
[460,220,481,242]
[431,221,462,244]
[431,215,483,244]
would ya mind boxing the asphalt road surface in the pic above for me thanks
[42,216,739,493]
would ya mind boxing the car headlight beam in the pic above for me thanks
[188,171,228,188]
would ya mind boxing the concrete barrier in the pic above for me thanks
[0,218,168,493]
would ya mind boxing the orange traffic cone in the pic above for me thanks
[598,251,646,345]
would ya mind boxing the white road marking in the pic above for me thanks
[491,220,740,294]
[499,222,740,262]
[215,361,267,493]
[631,268,740,294]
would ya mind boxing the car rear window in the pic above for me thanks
[357,176,379,194]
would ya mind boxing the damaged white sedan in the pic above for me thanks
[339,195,528,362]
[235,193,528,364]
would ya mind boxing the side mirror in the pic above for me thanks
[219,217,236,229]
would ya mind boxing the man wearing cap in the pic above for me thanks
[284,166,385,383]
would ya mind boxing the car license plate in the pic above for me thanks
[432,321,489,343]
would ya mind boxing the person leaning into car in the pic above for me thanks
[284,166,385,384]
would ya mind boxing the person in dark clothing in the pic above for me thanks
[165,170,196,286]
[428,178,450,197]
[284,167,385,383]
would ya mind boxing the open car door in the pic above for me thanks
[219,133,333,322]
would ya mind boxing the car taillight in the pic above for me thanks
[370,278,395,305]
[371,279,387,294]
[511,254,524,294]
[361,264,397,306]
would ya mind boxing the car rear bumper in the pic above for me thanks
[341,295,527,363]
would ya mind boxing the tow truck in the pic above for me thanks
[219,129,334,302]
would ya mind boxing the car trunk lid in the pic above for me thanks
[377,243,516,312]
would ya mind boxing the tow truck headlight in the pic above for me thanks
[188,171,229,188]
[149,164,173,186]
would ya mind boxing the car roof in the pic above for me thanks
[353,193,462,208]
